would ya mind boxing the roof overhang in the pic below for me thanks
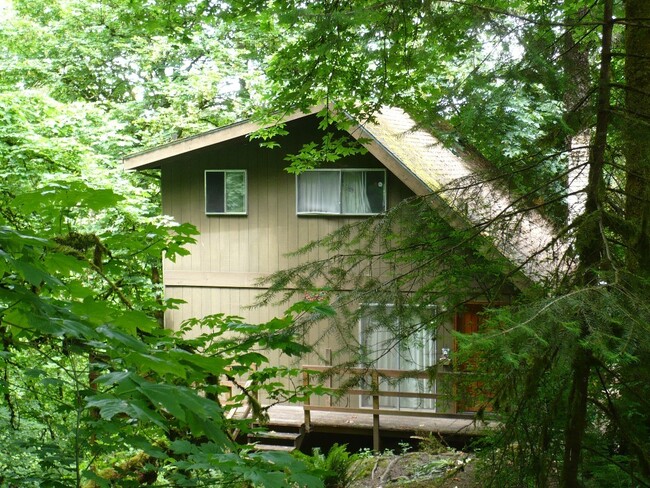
[123,106,325,170]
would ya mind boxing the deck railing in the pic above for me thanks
[301,365,472,451]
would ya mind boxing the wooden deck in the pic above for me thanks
[229,365,497,451]
[262,404,493,437]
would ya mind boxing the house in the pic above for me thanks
[124,106,563,428]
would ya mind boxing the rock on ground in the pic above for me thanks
[350,450,478,488]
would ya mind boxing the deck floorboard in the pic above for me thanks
[260,405,493,437]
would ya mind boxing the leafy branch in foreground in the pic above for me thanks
[255,194,516,374]
[0,226,326,487]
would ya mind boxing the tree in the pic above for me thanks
[0,222,325,486]
[0,85,323,487]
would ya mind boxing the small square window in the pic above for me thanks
[205,170,247,215]
[296,169,386,215]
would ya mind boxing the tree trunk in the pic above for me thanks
[561,1,614,486]
[624,0,650,276]
[561,332,593,488]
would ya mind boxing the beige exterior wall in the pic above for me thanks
[161,116,413,329]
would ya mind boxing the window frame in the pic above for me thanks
[295,168,387,216]
[204,169,247,215]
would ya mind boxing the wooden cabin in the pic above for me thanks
[124,106,562,448]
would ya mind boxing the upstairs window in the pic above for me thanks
[296,169,386,215]
[205,170,247,215]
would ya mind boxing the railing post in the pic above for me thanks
[303,369,311,432]
[326,348,332,406]
[372,370,380,452]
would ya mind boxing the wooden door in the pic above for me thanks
[455,304,488,412]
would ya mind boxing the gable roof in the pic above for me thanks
[124,106,567,289]
[352,108,568,289]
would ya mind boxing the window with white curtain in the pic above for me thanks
[296,169,386,215]
[359,305,437,411]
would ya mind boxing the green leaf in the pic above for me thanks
[111,310,159,335]
[127,399,167,428]
[86,395,166,429]
[126,352,187,378]
[44,252,88,275]
[169,440,196,455]
[11,259,61,287]
[70,297,114,324]
[93,370,134,387]
[185,409,230,445]
[242,469,288,488]
[136,383,187,421]
[41,377,66,387]
[172,350,228,375]
[86,397,132,421]
[98,325,147,353]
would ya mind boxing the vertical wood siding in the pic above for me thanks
[160,115,438,371]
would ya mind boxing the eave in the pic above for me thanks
[123,106,325,170]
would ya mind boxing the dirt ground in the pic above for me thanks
[350,450,479,488]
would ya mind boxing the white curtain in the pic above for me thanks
[398,325,436,409]
[360,310,436,410]
[342,171,371,214]
[225,171,246,213]
[360,314,398,408]
[297,171,340,213]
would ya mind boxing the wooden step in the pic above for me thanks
[251,443,296,452]
[251,430,301,441]
[247,424,306,452]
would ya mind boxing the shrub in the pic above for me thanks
[297,443,360,488]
